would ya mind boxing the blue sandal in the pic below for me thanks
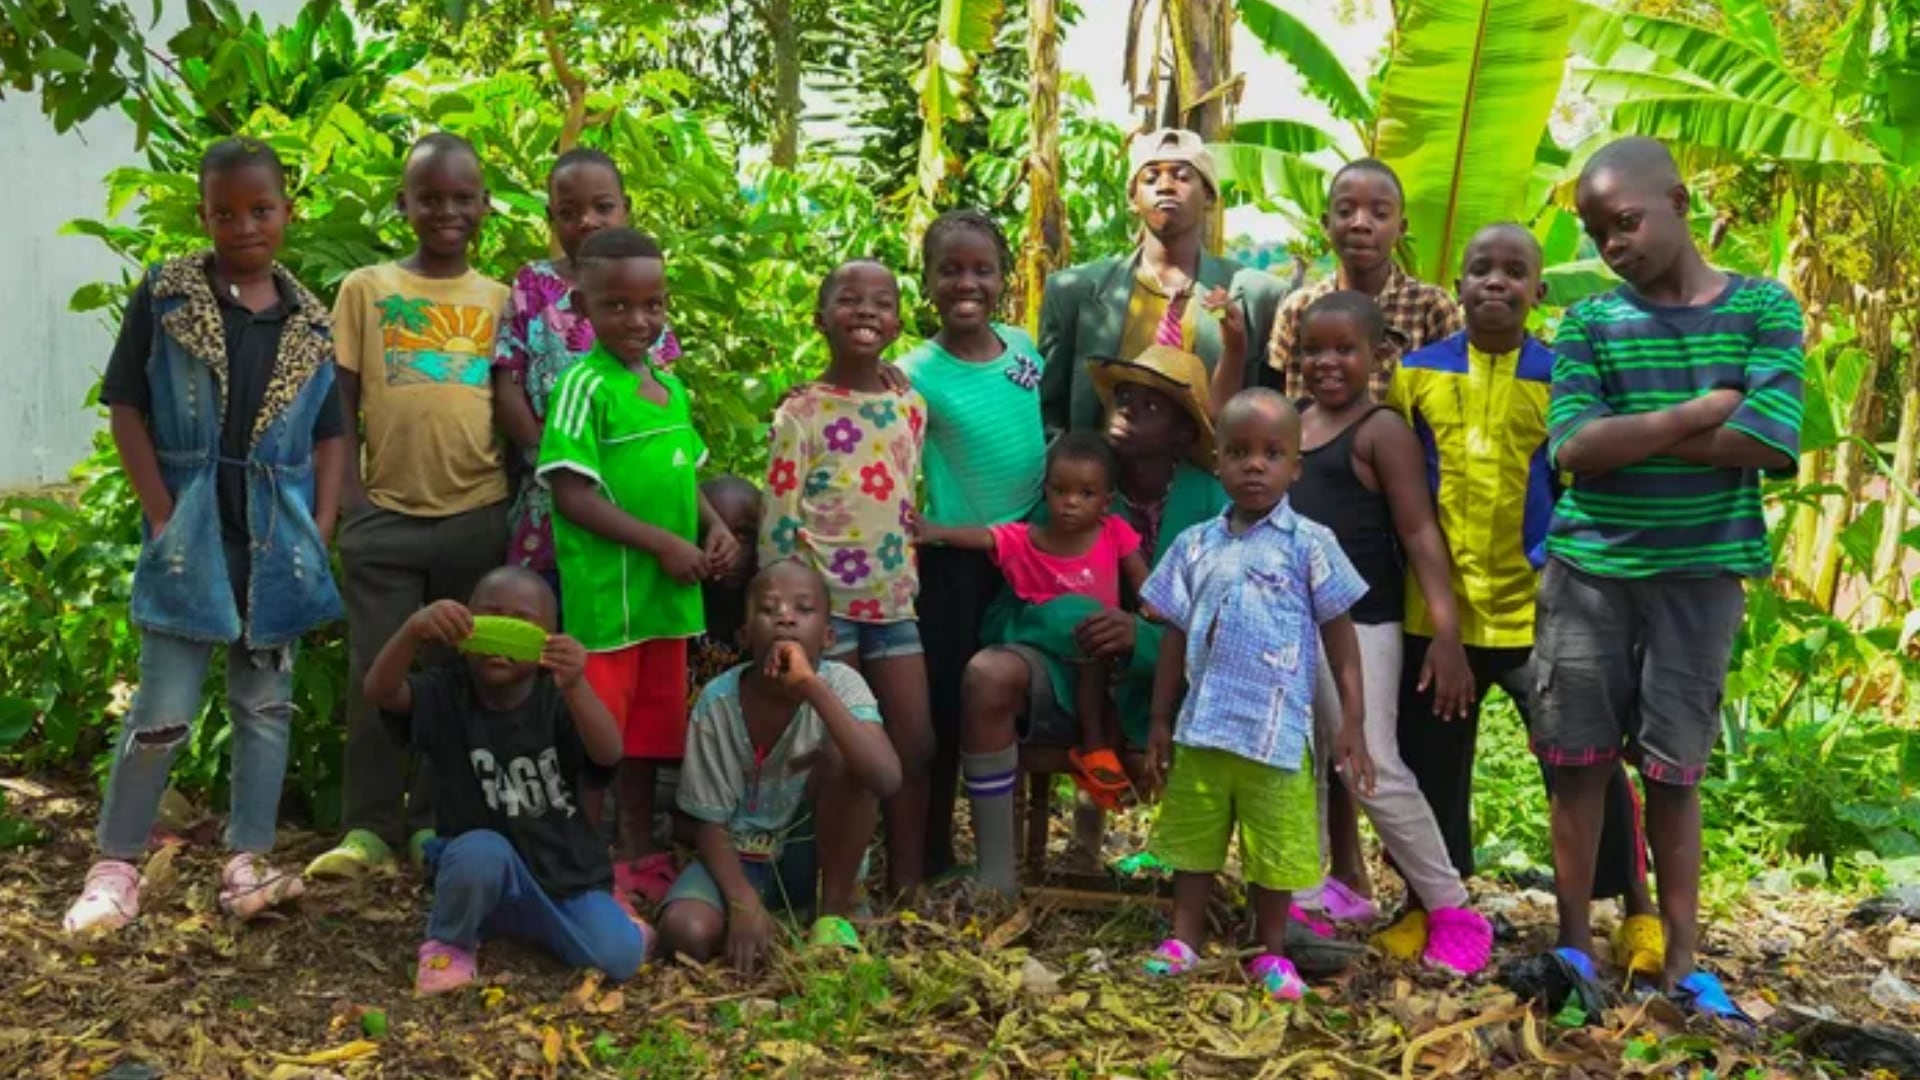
[1671,970,1753,1025]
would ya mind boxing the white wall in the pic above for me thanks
[0,0,306,490]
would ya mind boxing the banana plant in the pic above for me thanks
[909,0,1006,233]
[1217,0,1573,284]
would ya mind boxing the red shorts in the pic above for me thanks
[584,639,689,760]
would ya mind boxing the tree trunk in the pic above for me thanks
[1019,0,1067,332]
[1165,0,1234,254]
[769,0,801,169]
[1865,364,1918,626]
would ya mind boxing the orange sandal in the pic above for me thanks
[1069,747,1132,812]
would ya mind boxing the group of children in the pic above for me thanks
[63,121,1798,1023]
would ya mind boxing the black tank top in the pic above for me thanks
[1291,405,1404,625]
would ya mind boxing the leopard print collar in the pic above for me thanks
[153,253,333,449]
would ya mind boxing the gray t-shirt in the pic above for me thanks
[678,661,880,859]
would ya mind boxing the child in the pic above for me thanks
[492,147,684,595]
[1387,223,1658,969]
[761,259,933,893]
[658,560,903,971]
[1138,388,1375,1000]
[312,131,513,879]
[1538,137,1802,1016]
[536,227,740,904]
[914,432,1148,809]
[1040,128,1289,437]
[1288,291,1492,975]
[899,208,1048,874]
[362,567,646,994]
[1266,159,1463,401]
[66,138,344,932]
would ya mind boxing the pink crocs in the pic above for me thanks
[1297,876,1379,924]
[64,860,141,934]
[219,853,306,921]
[1423,907,1493,977]
[1246,953,1308,1001]
[415,940,478,995]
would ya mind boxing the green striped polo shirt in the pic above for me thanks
[1546,274,1804,579]
[900,324,1048,528]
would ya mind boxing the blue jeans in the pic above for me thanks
[826,616,923,660]
[426,830,645,981]
[96,629,295,860]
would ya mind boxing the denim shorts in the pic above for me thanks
[827,616,923,661]
[1530,559,1745,786]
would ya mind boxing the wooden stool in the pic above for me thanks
[1015,743,1151,887]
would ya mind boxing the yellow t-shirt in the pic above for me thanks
[333,264,511,517]
[1119,268,1196,362]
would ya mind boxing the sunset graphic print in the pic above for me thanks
[377,294,498,387]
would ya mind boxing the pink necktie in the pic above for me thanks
[1154,288,1190,348]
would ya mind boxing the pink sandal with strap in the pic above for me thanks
[614,852,678,905]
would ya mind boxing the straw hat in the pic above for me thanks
[1088,344,1216,469]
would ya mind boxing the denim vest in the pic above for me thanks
[128,254,344,648]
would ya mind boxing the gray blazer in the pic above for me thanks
[1037,250,1295,436]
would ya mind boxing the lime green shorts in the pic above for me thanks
[1150,745,1320,892]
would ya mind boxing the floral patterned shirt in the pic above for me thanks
[760,383,926,623]
[493,259,681,572]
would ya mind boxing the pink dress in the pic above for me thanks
[988,516,1142,609]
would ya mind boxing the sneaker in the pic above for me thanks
[1371,908,1429,960]
[1143,937,1199,977]
[1611,913,1666,978]
[1246,953,1308,1001]
[64,860,141,934]
[305,829,394,880]
[415,939,478,996]
[218,853,306,921]
[1423,907,1493,976]
[1297,876,1378,924]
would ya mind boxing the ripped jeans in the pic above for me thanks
[96,629,296,860]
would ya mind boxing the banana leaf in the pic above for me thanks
[1236,0,1374,125]
[1372,0,1574,284]
[912,0,1007,204]
[1209,141,1331,226]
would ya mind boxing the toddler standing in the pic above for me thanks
[1139,388,1375,1000]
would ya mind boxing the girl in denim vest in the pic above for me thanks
[65,139,346,933]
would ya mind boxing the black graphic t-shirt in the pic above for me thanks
[394,663,614,898]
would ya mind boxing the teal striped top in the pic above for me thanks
[900,325,1048,528]
[1546,275,1804,579]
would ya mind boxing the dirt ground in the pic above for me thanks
[2,773,1917,1079]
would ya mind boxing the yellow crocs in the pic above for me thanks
[1371,908,1429,961]
[1611,913,1666,977]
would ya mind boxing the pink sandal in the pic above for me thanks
[613,852,678,905]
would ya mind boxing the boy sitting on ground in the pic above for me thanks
[364,567,647,995]
[657,560,903,973]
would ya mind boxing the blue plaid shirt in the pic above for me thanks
[1140,498,1368,771]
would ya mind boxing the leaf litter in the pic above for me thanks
[1,774,1915,1077]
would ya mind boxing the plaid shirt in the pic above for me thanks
[1139,499,1368,771]
[1267,265,1464,400]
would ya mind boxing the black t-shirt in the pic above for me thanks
[393,663,614,898]
[100,269,346,610]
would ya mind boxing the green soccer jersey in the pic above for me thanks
[537,345,706,650]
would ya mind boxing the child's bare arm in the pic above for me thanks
[1555,389,1743,475]
[766,642,902,797]
[365,600,475,714]
[1321,613,1376,797]
[490,368,543,455]
[1202,287,1248,417]
[550,471,707,584]
[1364,414,1475,718]
[540,633,621,766]
[694,820,776,973]
[1120,550,1151,602]
[1662,426,1794,471]
[697,490,741,576]
[312,434,345,542]
[109,405,173,534]
[909,512,994,551]
[1144,625,1186,792]
[334,370,370,511]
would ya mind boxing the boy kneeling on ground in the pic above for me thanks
[658,560,903,973]
[365,567,648,995]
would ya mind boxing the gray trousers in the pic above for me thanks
[337,500,509,845]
